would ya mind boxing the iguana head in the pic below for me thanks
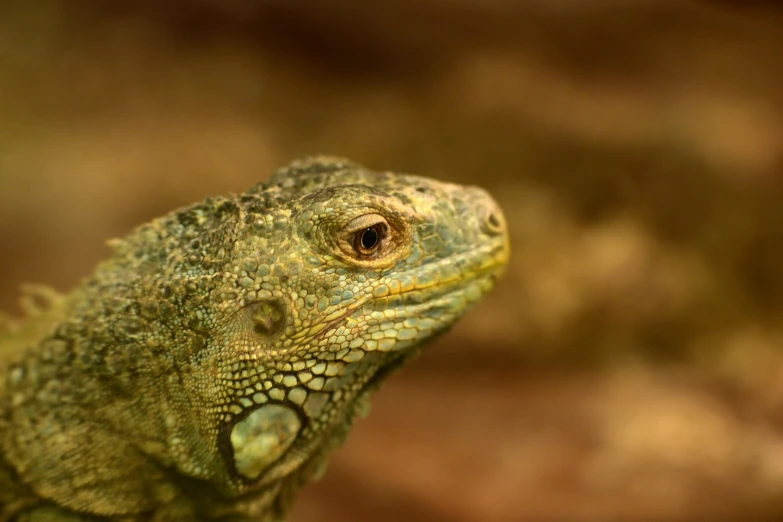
[2,156,509,519]
[187,157,509,494]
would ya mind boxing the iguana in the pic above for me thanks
[0,157,509,521]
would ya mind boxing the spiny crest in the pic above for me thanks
[250,156,364,196]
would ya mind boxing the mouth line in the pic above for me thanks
[310,242,507,342]
[388,246,507,302]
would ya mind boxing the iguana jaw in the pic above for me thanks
[229,237,509,492]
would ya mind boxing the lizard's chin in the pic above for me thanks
[228,256,505,491]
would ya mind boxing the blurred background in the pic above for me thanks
[2,0,783,520]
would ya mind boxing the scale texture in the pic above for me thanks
[0,157,509,521]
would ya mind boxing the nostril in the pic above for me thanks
[482,210,504,236]
[488,213,501,229]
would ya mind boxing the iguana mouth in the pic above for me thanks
[308,243,505,344]
[347,269,504,413]
[369,246,508,315]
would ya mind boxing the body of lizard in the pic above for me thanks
[0,157,509,521]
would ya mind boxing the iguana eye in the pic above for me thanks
[352,223,387,256]
[333,212,410,268]
[336,214,393,262]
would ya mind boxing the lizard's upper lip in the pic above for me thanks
[381,241,508,302]
[304,239,508,343]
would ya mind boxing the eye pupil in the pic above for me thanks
[360,227,380,250]
[348,219,389,259]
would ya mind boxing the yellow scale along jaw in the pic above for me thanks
[1,156,510,521]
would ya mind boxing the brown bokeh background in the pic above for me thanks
[2,1,783,520]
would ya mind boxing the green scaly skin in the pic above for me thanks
[0,157,510,521]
